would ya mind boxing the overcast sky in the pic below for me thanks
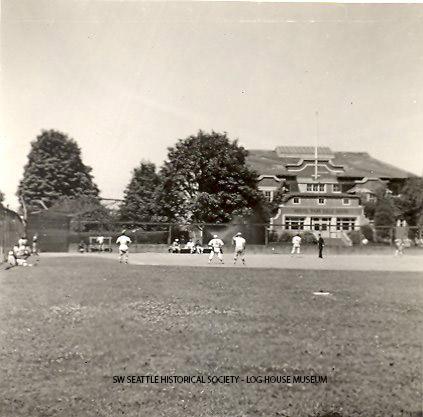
[1,1,422,209]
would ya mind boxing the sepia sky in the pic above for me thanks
[1,1,423,209]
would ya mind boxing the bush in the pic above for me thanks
[300,230,317,244]
[348,230,363,245]
[360,224,374,242]
[278,231,293,243]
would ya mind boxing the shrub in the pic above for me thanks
[300,230,317,244]
[360,224,374,242]
[278,231,293,242]
[348,230,363,245]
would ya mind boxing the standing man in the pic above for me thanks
[232,232,246,265]
[32,234,39,255]
[317,233,325,258]
[291,233,302,255]
[116,230,132,264]
[208,234,224,264]
[97,235,105,252]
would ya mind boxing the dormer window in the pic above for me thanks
[293,197,300,204]
[318,198,326,205]
[306,184,325,192]
[342,198,350,205]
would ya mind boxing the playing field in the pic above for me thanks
[0,256,422,417]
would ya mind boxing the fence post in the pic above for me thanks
[389,227,394,246]
[167,225,172,245]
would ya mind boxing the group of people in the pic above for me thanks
[168,239,203,254]
[115,230,247,265]
[6,235,39,269]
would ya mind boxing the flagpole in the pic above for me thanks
[314,111,319,181]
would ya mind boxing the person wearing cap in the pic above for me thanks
[232,232,246,265]
[116,230,132,263]
[208,234,224,264]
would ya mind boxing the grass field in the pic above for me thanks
[0,257,422,417]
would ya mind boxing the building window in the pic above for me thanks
[263,191,273,202]
[342,198,350,205]
[333,184,341,193]
[307,184,326,192]
[336,217,356,231]
[318,198,326,205]
[312,217,331,231]
[285,217,305,230]
[293,197,300,204]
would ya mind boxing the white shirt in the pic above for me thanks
[116,235,131,250]
[233,236,246,251]
[208,238,224,252]
[292,236,302,246]
[97,236,104,244]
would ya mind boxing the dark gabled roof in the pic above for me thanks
[247,149,415,179]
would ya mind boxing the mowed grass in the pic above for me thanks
[0,257,421,417]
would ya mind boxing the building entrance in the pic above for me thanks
[311,217,332,237]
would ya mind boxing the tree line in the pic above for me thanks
[2,129,422,230]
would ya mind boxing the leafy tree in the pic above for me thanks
[374,195,397,239]
[17,130,99,210]
[395,177,423,227]
[0,190,4,205]
[119,161,162,222]
[257,181,289,221]
[50,196,114,232]
[158,130,262,223]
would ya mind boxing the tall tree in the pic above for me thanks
[374,195,397,239]
[17,130,99,210]
[0,190,4,205]
[158,130,262,223]
[119,161,161,222]
[395,177,423,226]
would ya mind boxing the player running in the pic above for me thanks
[232,232,246,265]
[116,230,132,264]
[208,234,224,264]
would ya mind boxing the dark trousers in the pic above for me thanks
[318,246,323,258]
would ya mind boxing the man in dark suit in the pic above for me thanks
[318,233,325,258]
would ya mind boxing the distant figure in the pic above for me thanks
[116,230,132,264]
[208,234,224,264]
[97,235,105,251]
[318,233,325,258]
[394,238,404,256]
[5,243,33,269]
[169,239,181,253]
[78,240,86,253]
[232,232,246,265]
[18,236,28,247]
[32,234,39,255]
[291,234,302,255]
[195,240,203,254]
[186,239,195,254]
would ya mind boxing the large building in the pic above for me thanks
[247,146,414,238]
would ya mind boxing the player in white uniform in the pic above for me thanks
[291,234,302,255]
[116,230,132,263]
[208,235,224,264]
[232,232,246,265]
